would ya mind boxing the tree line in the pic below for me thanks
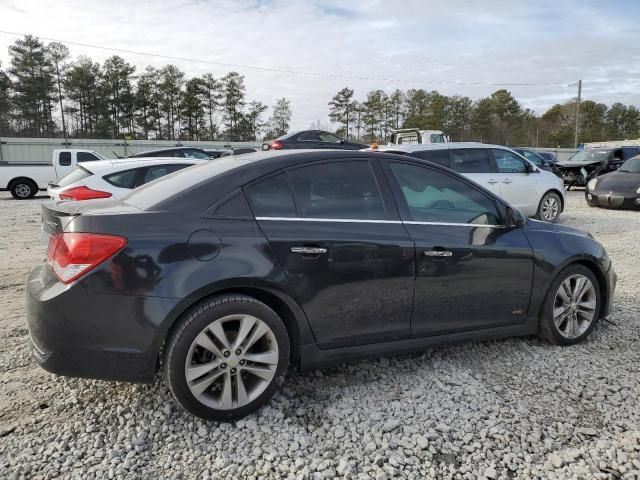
[1,35,639,147]
[0,35,292,141]
[329,87,640,147]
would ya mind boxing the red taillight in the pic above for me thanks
[59,186,112,201]
[46,232,127,284]
[269,141,283,150]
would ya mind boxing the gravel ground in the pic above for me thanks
[0,190,639,480]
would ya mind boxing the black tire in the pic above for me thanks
[537,264,601,346]
[164,294,290,421]
[9,179,37,199]
[536,191,562,223]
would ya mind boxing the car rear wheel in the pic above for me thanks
[10,179,37,199]
[536,191,562,223]
[538,265,601,345]
[164,294,289,421]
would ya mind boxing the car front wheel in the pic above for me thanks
[536,191,562,223]
[164,295,289,421]
[538,265,601,345]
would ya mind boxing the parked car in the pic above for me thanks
[374,143,566,222]
[389,128,448,145]
[555,146,640,189]
[0,149,106,199]
[127,147,212,160]
[585,155,640,209]
[48,158,200,201]
[511,147,557,173]
[28,150,616,421]
[262,130,367,151]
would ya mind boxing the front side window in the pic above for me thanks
[77,152,100,162]
[412,149,450,167]
[449,149,493,173]
[519,149,542,166]
[389,162,500,225]
[493,149,528,173]
[298,132,321,141]
[245,173,296,217]
[318,132,342,143]
[141,164,191,184]
[289,161,386,220]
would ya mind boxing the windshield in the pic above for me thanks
[619,157,640,173]
[568,150,609,163]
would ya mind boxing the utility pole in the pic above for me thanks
[574,79,582,148]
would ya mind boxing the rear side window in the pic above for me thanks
[298,132,321,141]
[289,161,386,220]
[57,167,92,188]
[450,149,493,173]
[77,152,101,162]
[104,169,139,188]
[245,173,296,217]
[141,164,192,184]
[411,149,450,167]
[492,149,527,173]
[58,152,72,166]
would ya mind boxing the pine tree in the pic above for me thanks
[328,88,355,138]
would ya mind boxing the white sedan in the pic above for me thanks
[370,143,566,222]
[48,158,203,201]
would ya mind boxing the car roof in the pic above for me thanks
[81,157,201,174]
[376,142,512,153]
[128,147,204,156]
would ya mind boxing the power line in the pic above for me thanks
[0,29,573,87]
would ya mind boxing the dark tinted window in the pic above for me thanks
[58,166,92,188]
[622,147,639,160]
[289,161,386,219]
[77,152,100,162]
[245,173,296,217]
[298,132,321,141]
[142,164,192,184]
[58,152,72,166]
[389,162,500,225]
[450,149,493,173]
[104,169,139,188]
[411,149,450,167]
[317,132,342,143]
[493,149,527,173]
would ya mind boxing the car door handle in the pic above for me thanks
[290,246,327,255]
[424,250,452,257]
[487,179,498,185]
[502,178,513,184]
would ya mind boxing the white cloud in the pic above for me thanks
[0,0,638,129]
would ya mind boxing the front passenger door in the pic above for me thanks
[383,160,533,337]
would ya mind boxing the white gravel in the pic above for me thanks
[0,190,639,480]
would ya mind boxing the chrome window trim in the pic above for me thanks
[255,217,504,228]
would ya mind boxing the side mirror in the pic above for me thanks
[506,206,525,228]
[525,162,535,173]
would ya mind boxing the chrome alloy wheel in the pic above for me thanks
[15,183,32,198]
[184,314,279,410]
[542,195,560,221]
[553,274,597,339]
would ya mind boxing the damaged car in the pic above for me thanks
[556,146,640,189]
[585,155,640,209]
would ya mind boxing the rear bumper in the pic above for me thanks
[26,264,179,383]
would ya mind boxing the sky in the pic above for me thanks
[1,0,639,130]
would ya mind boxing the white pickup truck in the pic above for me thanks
[0,149,106,199]
[389,128,448,145]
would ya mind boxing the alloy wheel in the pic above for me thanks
[553,274,597,339]
[15,183,32,198]
[184,314,279,410]
[542,195,560,221]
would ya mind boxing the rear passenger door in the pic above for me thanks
[448,148,500,196]
[244,159,415,349]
